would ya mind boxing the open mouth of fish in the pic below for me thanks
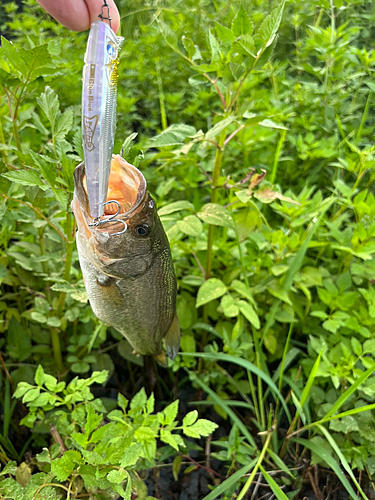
[73,155,147,236]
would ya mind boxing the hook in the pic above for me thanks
[98,0,112,29]
[89,200,127,236]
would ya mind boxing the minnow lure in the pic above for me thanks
[82,20,124,220]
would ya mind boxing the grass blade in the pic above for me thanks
[184,352,291,422]
[300,349,322,408]
[260,465,289,500]
[201,459,257,500]
[321,403,375,422]
[322,361,375,420]
[293,437,359,500]
[317,425,369,500]
[188,370,257,448]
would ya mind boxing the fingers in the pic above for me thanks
[36,0,120,33]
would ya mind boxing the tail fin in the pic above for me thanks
[164,314,180,360]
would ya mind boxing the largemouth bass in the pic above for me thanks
[72,155,180,365]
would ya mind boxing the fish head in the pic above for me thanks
[72,155,159,278]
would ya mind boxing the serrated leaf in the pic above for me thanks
[2,170,47,189]
[163,400,179,425]
[196,278,227,308]
[257,0,285,48]
[215,22,235,45]
[55,108,73,141]
[208,30,220,63]
[120,443,142,467]
[147,124,196,148]
[183,410,198,427]
[232,5,253,36]
[205,117,234,140]
[130,387,147,410]
[37,86,59,126]
[51,451,83,481]
[107,469,127,484]
[197,203,234,229]
[160,429,182,450]
[183,419,218,438]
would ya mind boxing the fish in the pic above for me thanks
[71,154,180,366]
[82,21,124,219]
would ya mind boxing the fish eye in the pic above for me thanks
[133,224,150,237]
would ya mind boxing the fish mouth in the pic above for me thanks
[73,155,147,233]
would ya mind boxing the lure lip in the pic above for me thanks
[73,155,147,235]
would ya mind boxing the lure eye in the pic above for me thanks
[134,224,151,237]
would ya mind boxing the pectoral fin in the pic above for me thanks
[164,314,180,360]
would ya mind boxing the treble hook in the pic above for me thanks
[98,0,112,29]
[89,200,127,236]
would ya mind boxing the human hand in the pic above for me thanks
[36,0,120,33]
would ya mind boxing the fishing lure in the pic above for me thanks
[82,9,124,223]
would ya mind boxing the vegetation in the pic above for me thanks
[0,0,375,498]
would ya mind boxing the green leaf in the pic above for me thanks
[208,30,220,63]
[159,200,194,216]
[37,86,60,126]
[183,410,198,427]
[197,203,234,229]
[183,418,218,438]
[107,469,127,484]
[85,405,102,437]
[0,461,17,476]
[237,301,260,329]
[236,34,256,56]
[134,426,158,442]
[160,429,183,450]
[34,365,45,386]
[214,22,235,45]
[257,0,285,48]
[232,5,253,37]
[162,400,179,425]
[196,278,227,308]
[120,443,142,467]
[205,117,234,140]
[55,108,73,141]
[2,170,47,189]
[175,215,202,237]
[13,382,34,399]
[147,124,196,148]
[130,387,147,410]
[51,451,83,481]
[7,318,32,362]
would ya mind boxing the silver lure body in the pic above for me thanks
[82,21,124,219]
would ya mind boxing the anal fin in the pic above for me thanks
[164,314,180,360]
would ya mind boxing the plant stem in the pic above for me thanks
[51,329,64,374]
[156,60,168,130]
[237,428,273,500]
[53,208,75,374]
[205,128,226,280]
